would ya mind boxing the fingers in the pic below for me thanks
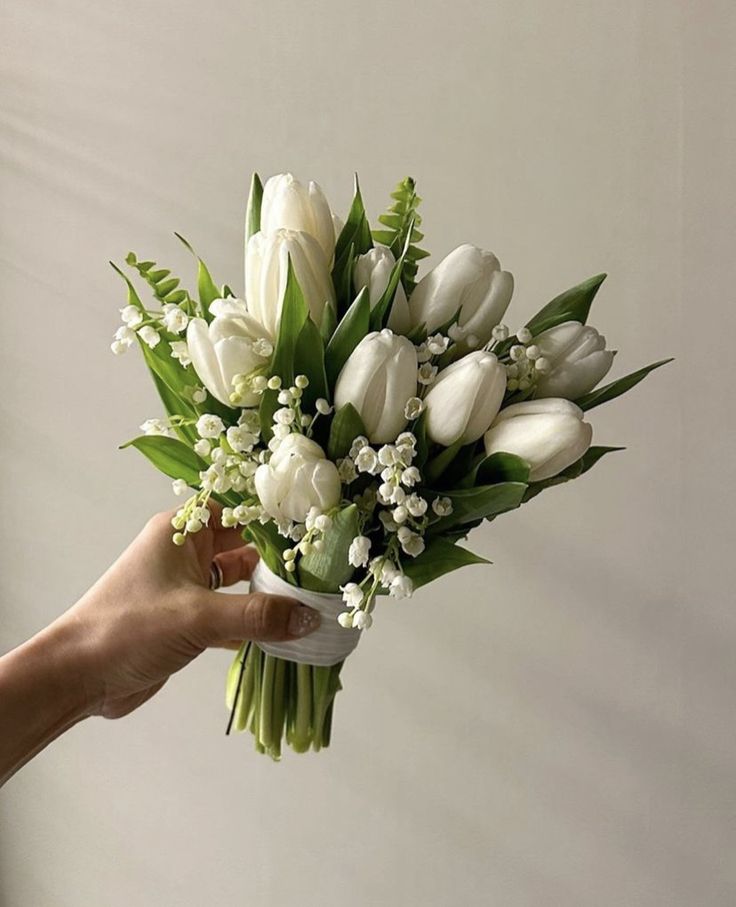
[213,546,259,587]
[198,590,321,645]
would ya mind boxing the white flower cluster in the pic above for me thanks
[111,301,191,357]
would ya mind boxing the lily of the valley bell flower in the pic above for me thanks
[254,433,341,524]
[483,398,593,481]
[334,329,418,443]
[353,245,411,334]
[408,244,514,348]
[187,299,272,407]
[423,351,507,446]
[260,172,337,263]
[245,228,335,339]
[532,320,615,399]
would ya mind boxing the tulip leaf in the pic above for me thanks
[401,537,489,589]
[245,172,263,244]
[423,439,464,484]
[412,410,429,468]
[575,358,674,411]
[245,522,295,584]
[121,435,207,487]
[459,451,531,489]
[428,481,527,532]
[320,300,338,344]
[173,233,221,318]
[369,224,412,330]
[522,446,625,503]
[333,176,373,315]
[327,403,366,461]
[294,315,329,406]
[299,504,360,592]
[324,287,370,387]
[524,273,607,338]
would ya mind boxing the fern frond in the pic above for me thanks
[125,252,192,308]
[372,177,429,293]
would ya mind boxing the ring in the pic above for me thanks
[209,561,224,591]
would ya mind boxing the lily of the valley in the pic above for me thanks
[254,433,341,524]
[334,329,418,443]
[187,300,272,407]
[423,351,507,446]
[245,229,335,338]
[260,172,337,263]
[483,398,592,481]
[353,245,411,334]
[532,320,615,399]
[408,244,514,347]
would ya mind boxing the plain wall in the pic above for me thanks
[1,1,734,905]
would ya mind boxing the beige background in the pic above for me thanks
[1,1,735,905]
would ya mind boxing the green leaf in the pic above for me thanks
[332,176,373,314]
[320,300,338,344]
[459,452,531,489]
[429,482,527,532]
[299,504,360,592]
[245,172,263,244]
[522,446,624,502]
[423,439,463,484]
[294,315,328,406]
[402,537,489,589]
[412,410,429,467]
[150,371,197,443]
[324,287,370,386]
[124,252,192,308]
[109,261,146,315]
[525,273,607,337]
[121,435,207,486]
[369,227,411,330]
[245,522,295,583]
[327,403,366,460]
[174,233,220,315]
[371,176,429,293]
[575,358,673,411]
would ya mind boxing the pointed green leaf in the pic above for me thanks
[299,505,360,592]
[522,446,625,502]
[402,537,489,589]
[525,273,607,336]
[245,172,263,244]
[459,452,531,489]
[429,482,527,532]
[121,435,207,486]
[424,438,464,484]
[575,358,673,411]
[327,403,366,460]
[324,287,370,386]
[294,315,328,406]
[174,233,220,315]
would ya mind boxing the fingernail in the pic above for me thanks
[288,604,321,637]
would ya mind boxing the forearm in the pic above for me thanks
[0,615,91,786]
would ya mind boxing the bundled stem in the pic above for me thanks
[226,645,344,759]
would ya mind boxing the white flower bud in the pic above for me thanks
[353,244,411,333]
[260,173,336,263]
[531,321,615,399]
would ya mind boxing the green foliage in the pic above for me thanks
[458,452,531,489]
[125,251,190,307]
[245,172,263,244]
[324,287,370,386]
[332,176,373,315]
[174,233,220,315]
[327,404,366,461]
[429,482,528,533]
[368,235,411,330]
[402,537,489,589]
[294,316,329,408]
[372,176,429,293]
[299,505,360,592]
[423,439,464,484]
[245,523,294,583]
[522,446,624,503]
[121,435,207,487]
[524,273,607,337]
[575,359,674,411]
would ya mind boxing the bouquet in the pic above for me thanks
[110,172,670,758]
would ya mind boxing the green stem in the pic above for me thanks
[270,658,287,760]
[259,655,276,751]
[292,664,313,753]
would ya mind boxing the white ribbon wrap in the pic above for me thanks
[250,560,361,667]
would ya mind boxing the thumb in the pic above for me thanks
[198,590,321,645]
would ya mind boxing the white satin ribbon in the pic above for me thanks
[250,560,361,667]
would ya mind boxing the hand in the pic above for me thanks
[0,506,320,784]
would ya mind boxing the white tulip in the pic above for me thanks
[423,351,507,446]
[254,433,341,524]
[408,244,513,347]
[260,173,336,263]
[334,329,418,443]
[245,229,335,338]
[353,245,411,334]
[187,304,272,407]
[532,320,614,399]
[483,398,592,481]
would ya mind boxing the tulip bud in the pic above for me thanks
[408,244,513,347]
[423,351,507,446]
[334,329,418,443]
[483,398,592,481]
[260,173,336,263]
[187,303,272,407]
[245,229,336,339]
[531,320,614,399]
[353,245,411,334]
[254,434,341,524]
